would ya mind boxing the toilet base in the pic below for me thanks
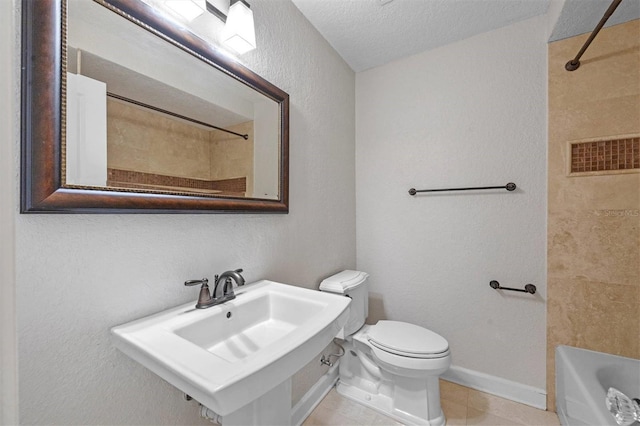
[335,326,449,426]
[336,380,446,426]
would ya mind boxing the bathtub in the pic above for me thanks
[556,345,640,426]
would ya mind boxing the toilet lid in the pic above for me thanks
[368,321,449,358]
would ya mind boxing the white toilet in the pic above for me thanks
[320,270,451,426]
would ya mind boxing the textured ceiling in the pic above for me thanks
[291,0,551,72]
[291,0,640,72]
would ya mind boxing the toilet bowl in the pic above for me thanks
[366,320,450,377]
[320,270,451,426]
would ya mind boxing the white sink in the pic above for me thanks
[111,280,350,418]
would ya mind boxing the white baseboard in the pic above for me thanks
[291,364,339,426]
[441,365,547,410]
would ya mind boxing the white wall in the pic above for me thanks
[1,0,18,423]
[12,0,355,424]
[356,16,547,392]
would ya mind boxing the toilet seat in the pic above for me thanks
[368,320,450,359]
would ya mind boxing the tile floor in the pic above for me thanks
[303,380,560,425]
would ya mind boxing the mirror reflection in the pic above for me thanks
[65,0,280,200]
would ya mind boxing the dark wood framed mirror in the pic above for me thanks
[21,0,289,213]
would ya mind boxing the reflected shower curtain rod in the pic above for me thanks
[565,0,623,71]
[106,92,249,140]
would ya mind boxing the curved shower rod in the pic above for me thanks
[565,0,623,71]
[106,92,249,140]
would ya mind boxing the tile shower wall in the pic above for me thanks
[547,19,640,411]
[569,137,639,174]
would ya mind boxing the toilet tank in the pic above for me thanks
[319,270,369,338]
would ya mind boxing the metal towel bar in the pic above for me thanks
[490,280,536,294]
[408,182,516,195]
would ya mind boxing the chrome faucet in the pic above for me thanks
[184,269,245,309]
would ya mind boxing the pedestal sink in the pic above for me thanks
[111,280,350,425]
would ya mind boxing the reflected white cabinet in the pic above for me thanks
[66,73,107,187]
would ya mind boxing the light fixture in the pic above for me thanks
[164,0,206,22]
[206,0,257,54]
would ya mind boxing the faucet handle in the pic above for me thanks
[235,269,243,273]
[184,278,213,309]
[185,278,208,286]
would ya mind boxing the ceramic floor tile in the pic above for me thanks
[369,413,404,426]
[441,398,467,425]
[307,383,559,426]
[467,389,560,426]
[307,388,399,426]
[315,388,342,409]
[302,409,361,426]
[466,407,523,425]
[440,379,469,405]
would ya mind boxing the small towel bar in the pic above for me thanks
[490,280,536,294]
[409,183,516,195]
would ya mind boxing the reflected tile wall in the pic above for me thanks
[107,99,254,196]
[210,121,254,197]
[547,19,640,411]
[107,99,211,180]
[106,168,246,194]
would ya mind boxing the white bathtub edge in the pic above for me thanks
[442,365,547,410]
